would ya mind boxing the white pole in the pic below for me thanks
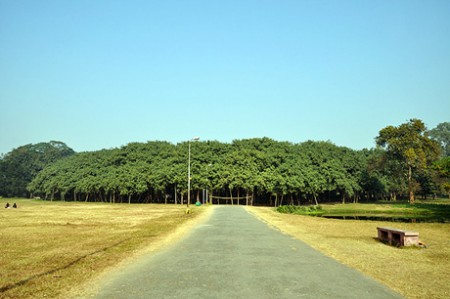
[187,141,191,209]
[187,137,199,210]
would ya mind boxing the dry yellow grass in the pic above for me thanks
[0,199,208,299]
[247,206,450,299]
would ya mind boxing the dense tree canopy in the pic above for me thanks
[0,141,75,197]
[26,137,443,206]
[1,120,447,205]
[27,138,369,205]
[428,122,450,157]
[376,119,441,204]
[433,156,450,198]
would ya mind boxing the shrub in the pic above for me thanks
[276,205,323,215]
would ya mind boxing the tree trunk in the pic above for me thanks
[313,194,318,206]
[408,165,415,205]
[409,190,415,205]
[174,185,177,204]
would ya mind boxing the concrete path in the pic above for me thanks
[94,206,403,299]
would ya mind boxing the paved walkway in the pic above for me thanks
[94,206,403,299]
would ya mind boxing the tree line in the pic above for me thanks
[1,120,449,205]
[0,141,75,197]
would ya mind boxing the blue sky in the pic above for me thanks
[1,0,449,154]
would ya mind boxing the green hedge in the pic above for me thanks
[276,205,324,215]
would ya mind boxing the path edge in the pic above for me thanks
[67,206,216,299]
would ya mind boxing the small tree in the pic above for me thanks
[376,119,441,204]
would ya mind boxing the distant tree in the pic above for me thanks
[433,157,450,198]
[0,141,75,198]
[376,119,441,204]
[428,122,450,157]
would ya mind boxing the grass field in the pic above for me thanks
[277,199,450,221]
[247,203,450,299]
[319,199,450,218]
[0,199,207,299]
[2,199,449,299]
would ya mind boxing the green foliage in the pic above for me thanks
[25,138,370,205]
[428,122,450,157]
[0,141,75,197]
[376,119,442,203]
[5,119,445,205]
[376,119,441,169]
[433,157,450,178]
[277,205,324,215]
[433,157,450,197]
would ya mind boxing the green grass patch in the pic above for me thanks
[277,201,450,220]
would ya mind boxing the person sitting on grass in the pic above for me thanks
[4,202,10,208]
[12,203,17,208]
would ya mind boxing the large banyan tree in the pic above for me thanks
[25,120,446,205]
[27,138,367,205]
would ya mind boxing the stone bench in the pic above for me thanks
[377,227,419,247]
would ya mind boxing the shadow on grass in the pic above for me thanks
[278,201,450,222]
[0,238,130,294]
[390,202,450,216]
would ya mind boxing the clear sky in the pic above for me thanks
[1,0,449,154]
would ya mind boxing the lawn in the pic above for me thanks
[247,203,450,299]
[321,200,450,217]
[0,199,207,299]
[277,200,450,220]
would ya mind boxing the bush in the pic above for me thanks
[276,205,323,215]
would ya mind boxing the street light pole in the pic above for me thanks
[188,141,191,209]
[187,137,199,210]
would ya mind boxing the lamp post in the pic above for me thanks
[206,163,212,204]
[187,137,200,209]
